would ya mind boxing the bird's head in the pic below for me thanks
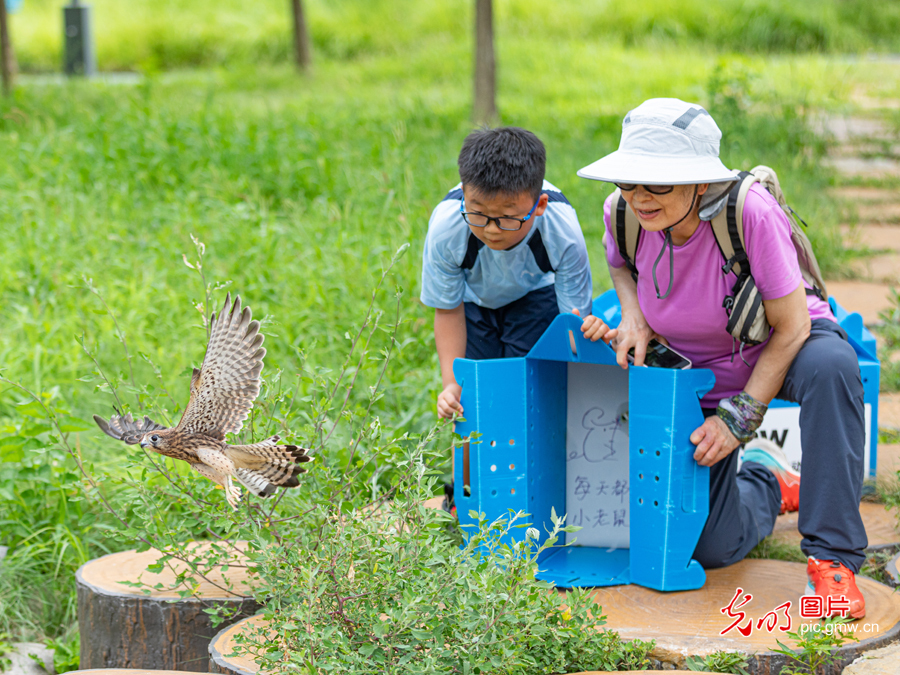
[140,431,171,451]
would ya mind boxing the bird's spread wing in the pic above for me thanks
[93,412,166,445]
[176,293,266,440]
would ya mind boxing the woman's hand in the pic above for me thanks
[691,415,741,466]
[612,308,656,369]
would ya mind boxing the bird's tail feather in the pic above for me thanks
[225,436,312,496]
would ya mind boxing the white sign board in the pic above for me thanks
[750,403,871,479]
[565,363,630,548]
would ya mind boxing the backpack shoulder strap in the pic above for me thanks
[527,228,555,274]
[613,189,642,280]
[710,171,757,282]
[460,231,485,270]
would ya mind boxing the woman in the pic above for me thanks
[578,98,867,618]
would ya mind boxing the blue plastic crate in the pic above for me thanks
[453,289,880,592]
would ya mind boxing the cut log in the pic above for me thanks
[585,559,900,674]
[209,617,730,675]
[209,615,265,675]
[66,671,213,675]
[770,501,900,551]
[77,544,261,671]
[211,562,900,675]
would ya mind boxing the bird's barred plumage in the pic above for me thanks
[93,294,312,510]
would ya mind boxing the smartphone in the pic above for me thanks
[627,339,692,369]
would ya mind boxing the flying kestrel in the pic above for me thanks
[94,294,312,509]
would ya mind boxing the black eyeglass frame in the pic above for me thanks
[614,183,675,195]
[459,197,541,232]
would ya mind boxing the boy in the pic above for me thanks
[421,127,593,421]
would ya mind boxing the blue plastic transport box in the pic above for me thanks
[453,290,879,592]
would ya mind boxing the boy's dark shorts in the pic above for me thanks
[464,285,559,360]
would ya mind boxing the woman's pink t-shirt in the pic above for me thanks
[603,183,834,406]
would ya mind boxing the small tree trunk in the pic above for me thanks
[291,0,311,72]
[77,548,260,672]
[473,0,497,125]
[0,0,17,96]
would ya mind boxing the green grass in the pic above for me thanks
[1,0,899,648]
[8,0,900,73]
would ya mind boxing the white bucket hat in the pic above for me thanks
[578,98,738,217]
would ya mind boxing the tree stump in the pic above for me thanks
[209,617,731,675]
[209,614,265,675]
[66,671,213,675]
[77,544,261,671]
[584,559,900,674]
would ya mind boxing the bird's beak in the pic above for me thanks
[140,441,148,448]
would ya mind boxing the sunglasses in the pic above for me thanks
[614,183,675,195]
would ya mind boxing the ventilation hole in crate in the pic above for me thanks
[509,463,515,470]
[491,489,497,496]
[638,498,644,505]
[655,450,661,456]
[490,464,497,472]
[654,500,659,506]
[639,448,644,454]
[509,439,515,446]
[638,473,643,480]
[510,488,516,495]
[568,330,578,356]
[490,440,496,447]
[655,475,659,482]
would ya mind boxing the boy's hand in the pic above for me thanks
[437,383,463,419]
[573,309,617,344]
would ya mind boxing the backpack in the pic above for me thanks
[612,165,828,348]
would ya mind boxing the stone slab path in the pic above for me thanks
[843,643,900,675]
[824,109,900,328]
[883,393,900,430]
[771,502,900,550]
[4,643,55,675]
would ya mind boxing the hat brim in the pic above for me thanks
[577,151,738,185]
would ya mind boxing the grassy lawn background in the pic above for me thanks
[1,0,899,652]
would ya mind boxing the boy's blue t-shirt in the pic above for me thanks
[420,180,593,316]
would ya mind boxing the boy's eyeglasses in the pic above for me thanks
[460,197,540,231]
[614,183,675,195]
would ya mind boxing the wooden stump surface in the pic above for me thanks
[209,616,733,675]
[209,615,266,675]
[79,544,255,599]
[585,559,900,673]
[66,671,214,675]
[770,502,900,550]
[212,561,900,675]
[78,545,260,671]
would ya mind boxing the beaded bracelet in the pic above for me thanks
[716,392,768,443]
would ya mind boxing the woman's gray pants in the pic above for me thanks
[692,318,868,573]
